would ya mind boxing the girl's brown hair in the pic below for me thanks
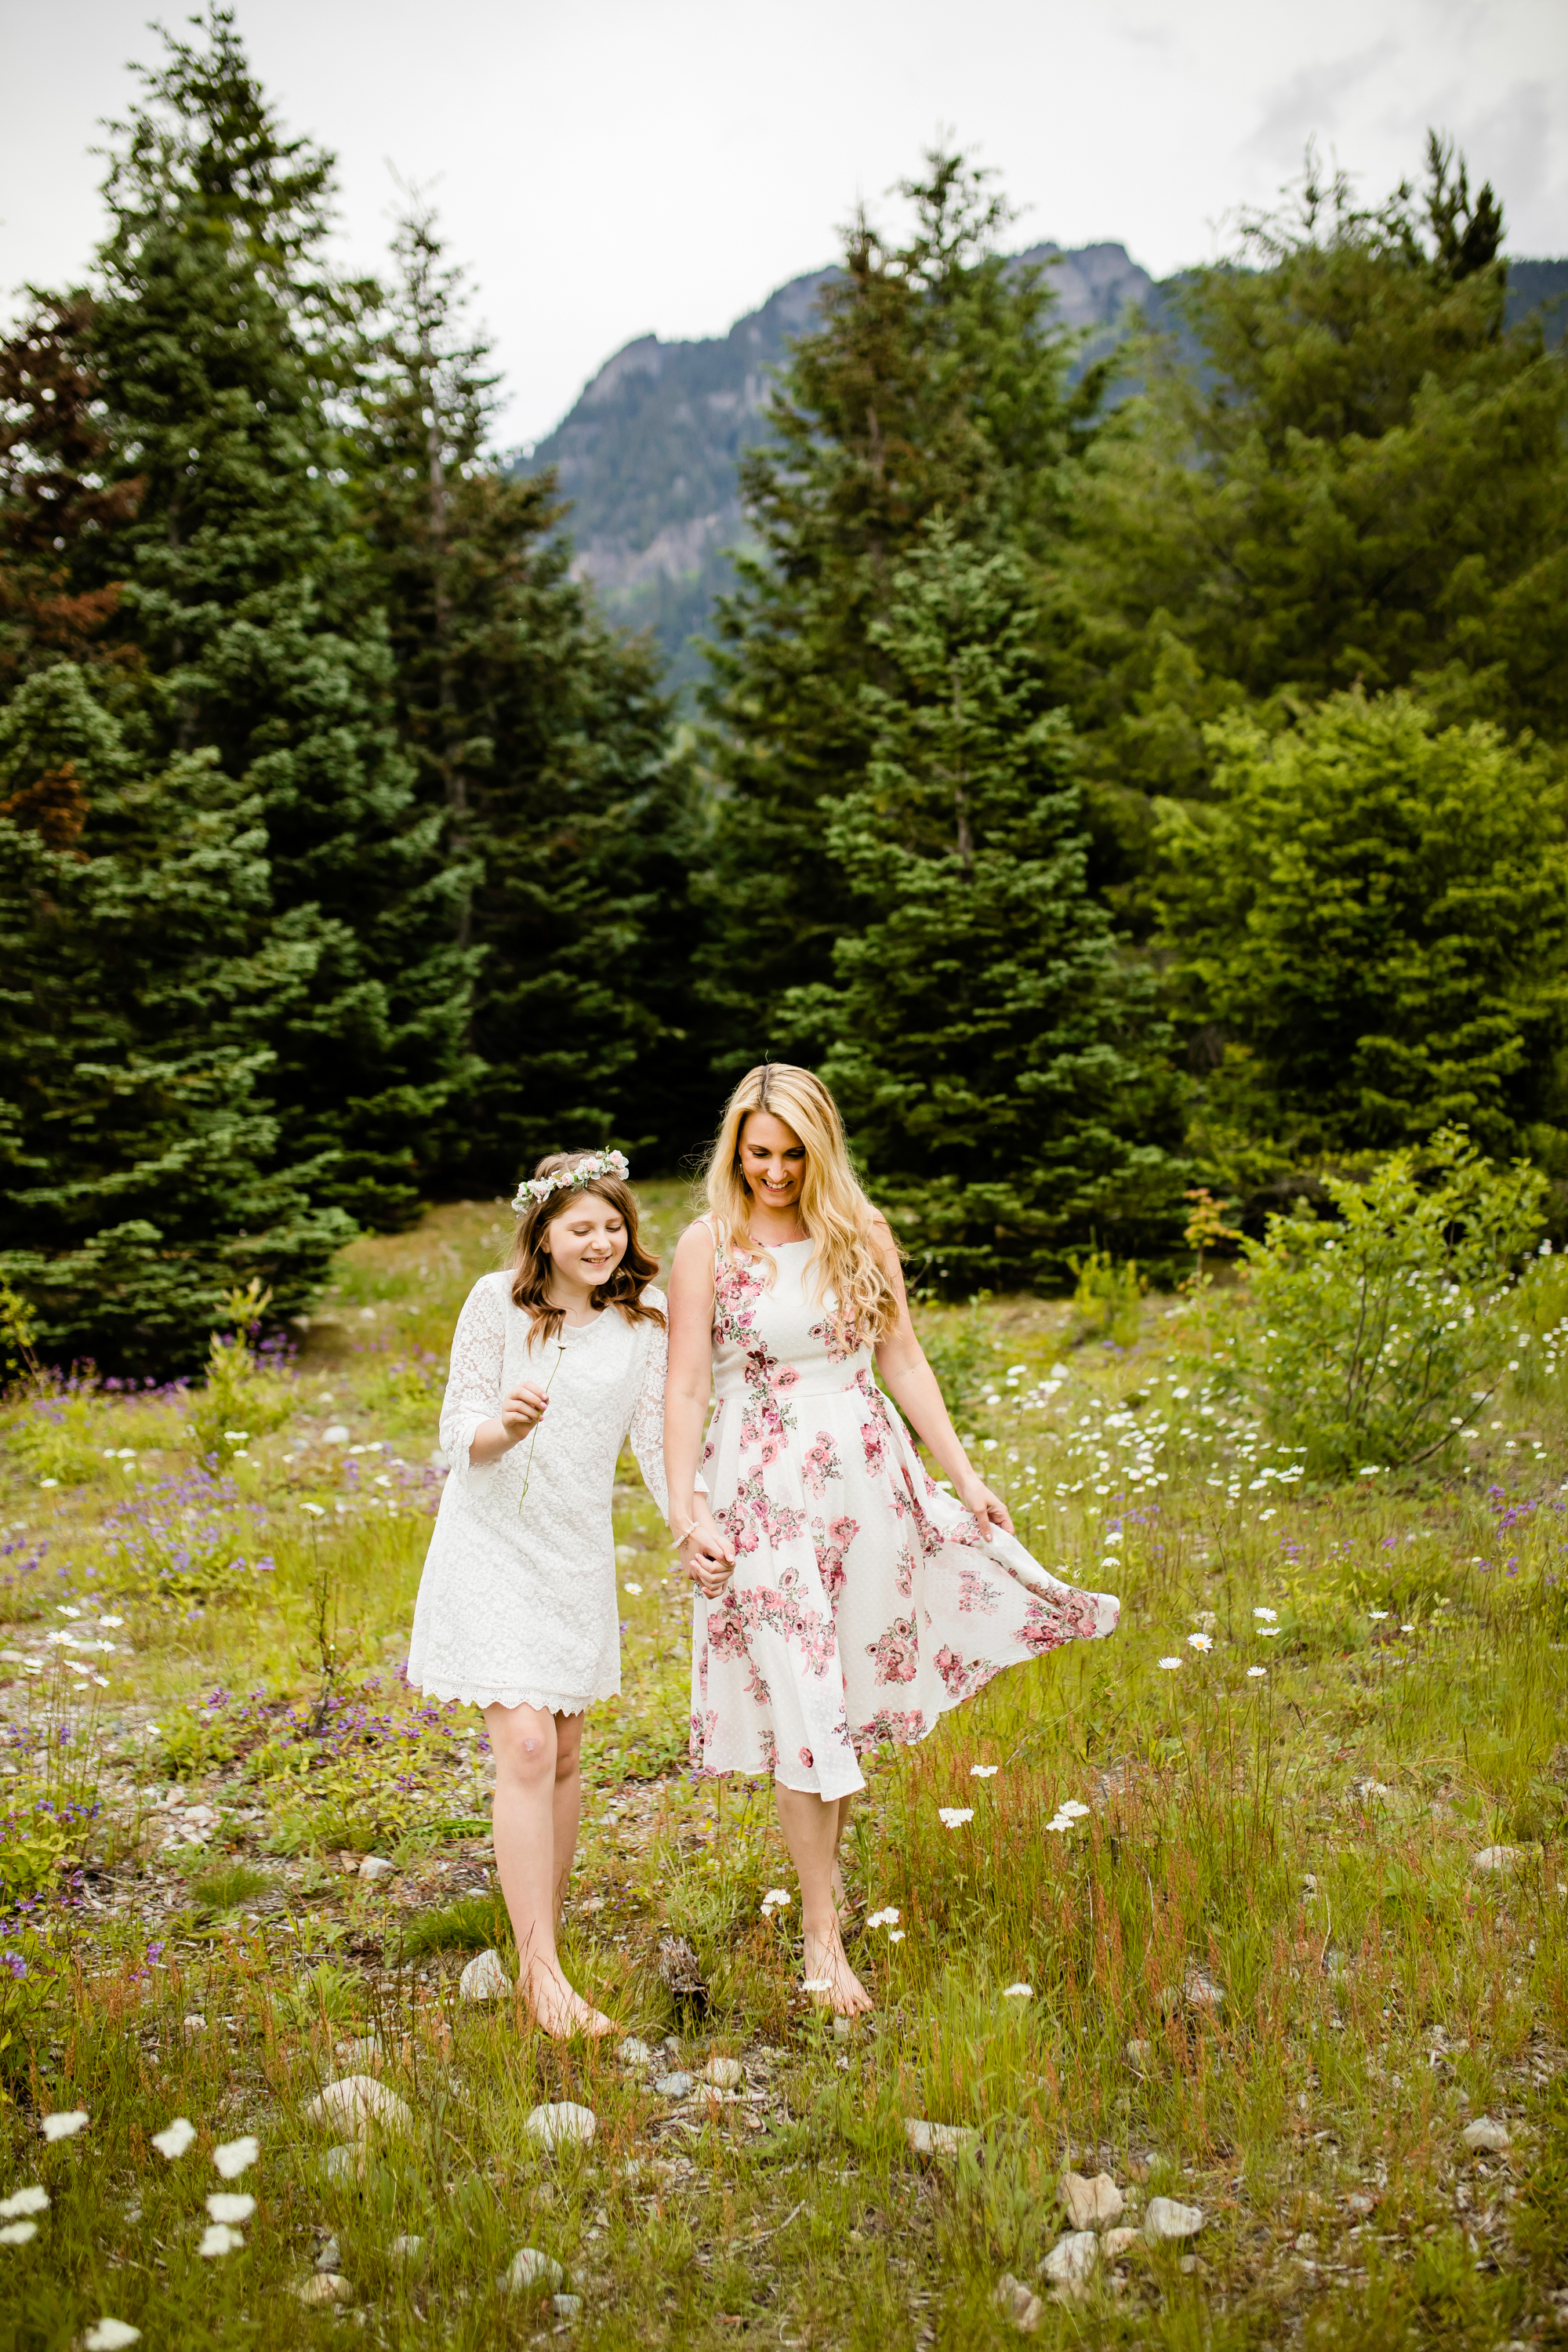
[508,1152,664,1345]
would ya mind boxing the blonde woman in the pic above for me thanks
[665,1065,1120,2015]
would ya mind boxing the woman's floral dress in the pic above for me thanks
[690,1235,1119,1798]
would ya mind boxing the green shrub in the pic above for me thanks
[1243,1129,1546,1475]
[1067,1248,1146,1348]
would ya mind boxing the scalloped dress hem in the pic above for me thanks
[408,1676,608,1716]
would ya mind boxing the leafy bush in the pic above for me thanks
[183,1283,297,1464]
[1242,1129,1546,1475]
[1067,1249,1146,1348]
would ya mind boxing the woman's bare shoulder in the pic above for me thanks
[672,1215,716,1262]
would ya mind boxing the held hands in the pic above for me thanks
[956,1472,1014,1541]
[499,1380,552,1443]
[675,1503,737,1599]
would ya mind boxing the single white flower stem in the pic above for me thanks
[517,1342,567,1512]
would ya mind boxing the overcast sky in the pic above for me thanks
[2,0,1563,448]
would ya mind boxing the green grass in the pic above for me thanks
[0,1185,1563,2349]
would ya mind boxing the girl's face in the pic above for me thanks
[739,1110,807,1214]
[541,1191,628,1292]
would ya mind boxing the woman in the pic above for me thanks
[664,1065,1119,2015]
[408,1149,672,2038]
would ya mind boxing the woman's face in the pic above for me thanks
[541,1191,628,1290]
[738,1110,806,1214]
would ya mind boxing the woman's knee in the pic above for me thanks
[486,1702,557,1789]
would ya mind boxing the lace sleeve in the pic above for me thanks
[438,1278,506,1491]
[626,1310,670,1519]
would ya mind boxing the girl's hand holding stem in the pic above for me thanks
[469,1380,552,1465]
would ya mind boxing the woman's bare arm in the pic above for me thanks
[869,1218,1013,1539]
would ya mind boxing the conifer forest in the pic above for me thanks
[2,14,1566,2352]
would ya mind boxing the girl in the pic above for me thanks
[664,1065,1120,2016]
[408,1149,713,2037]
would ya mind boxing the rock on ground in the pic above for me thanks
[993,2273,1043,2332]
[1472,1846,1522,1875]
[1462,2116,1511,2153]
[654,2071,693,2097]
[303,2076,414,2139]
[459,1948,512,2002]
[904,2118,980,2159]
[358,1856,394,1880]
[503,2248,565,2293]
[1040,2231,1098,2292]
[1144,2196,1204,2243]
[525,2101,597,2150]
[1061,2170,1124,2230]
[616,2037,655,2067]
[1102,2228,1140,2258]
[294,2274,354,2306]
[702,2056,744,2089]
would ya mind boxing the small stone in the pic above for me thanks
[1040,2230,1098,2292]
[357,1856,394,1881]
[333,2035,380,2067]
[525,2100,597,2150]
[294,2273,354,2306]
[1472,1846,1521,1875]
[458,1948,512,2002]
[1462,2116,1511,2154]
[553,2294,583,2319]
[388,2234,423,2264]
[1144,2196,1204,2243]
[655,2071,693,2098]
[1124,2038,1152,2067]
[1061,2170,1124,2230]
[315,2236,341,2272]
[182,2013,207,2038]
[303,2075,414,2140]
[992,2272,1044,2331]
[1178,2252,1202,2274]
[833,2014,853,2042]
[1102,2228,1140,2258]
[904,2118,980,2159]
[615,2037,655,2067]
[502,2247,565,2294]
[1345,2192,1377,2216]
[321,2146,358,2184]
[1294,2231,1317,2253]
[702,2056,744,2089]
[1183,1967,1224,2010]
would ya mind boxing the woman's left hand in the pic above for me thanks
[956,1474,1014,1541]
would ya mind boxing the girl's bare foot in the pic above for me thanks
[522,1958,616,2040]
[802,1925,873,2017]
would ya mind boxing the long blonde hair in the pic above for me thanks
[703,1065,901,1346]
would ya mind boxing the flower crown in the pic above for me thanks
[512,1149,630,1213]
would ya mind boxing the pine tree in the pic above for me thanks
[70,10,477,1225]
[785,517,1181,1284]
[699,151,1098,1073]
[0,664,351,1373]
[1068,134,1568,840]
[354,196,703,1180]
[1156,690,1568,1189]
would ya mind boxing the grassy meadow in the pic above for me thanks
[0,1183,1564,2350]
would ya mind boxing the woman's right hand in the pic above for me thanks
[499,1381,551,1442]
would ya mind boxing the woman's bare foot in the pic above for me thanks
[522,1958,615,2040]
[802,1925,873,2017]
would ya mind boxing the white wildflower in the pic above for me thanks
[212,2135,258,2180]
[938,1807,975,1828]
[0,2221,39,2245]
[1253,1606,1278,1621]
[887,1929,906,1943]
[866,1907,901,1929]
[1187,1632,1213,1652]
[969,1763,999,1778]
[0,2187,46,2220]
[151,2118,196,2161]
[1157,1657,1181,1671]
[83,2323,141,2350]
[205,2193,255,2225]
[41,2111,88,2142]
[1001,1983,1033,1998]
[198,2223,245,2258]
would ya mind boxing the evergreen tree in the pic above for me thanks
[699,151,1098,1073]
[71,10,477,1225]
[785,518,1181,1284]
[354,195,702,1180]
[0,664,351,1373]
[1068,135,1568,866]
[1156,690,1568,1194]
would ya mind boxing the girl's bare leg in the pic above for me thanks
[552,1707,585,1917]
[831,1794,853,1925]
[775,1782,873,2016]
[485,1700,612,2038]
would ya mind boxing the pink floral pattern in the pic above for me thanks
[688,1232,1119,1797]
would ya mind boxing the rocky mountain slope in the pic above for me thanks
[521,249,1568,686]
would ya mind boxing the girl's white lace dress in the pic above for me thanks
[691,1234,1120,1798]
[407,1272,670,1715]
